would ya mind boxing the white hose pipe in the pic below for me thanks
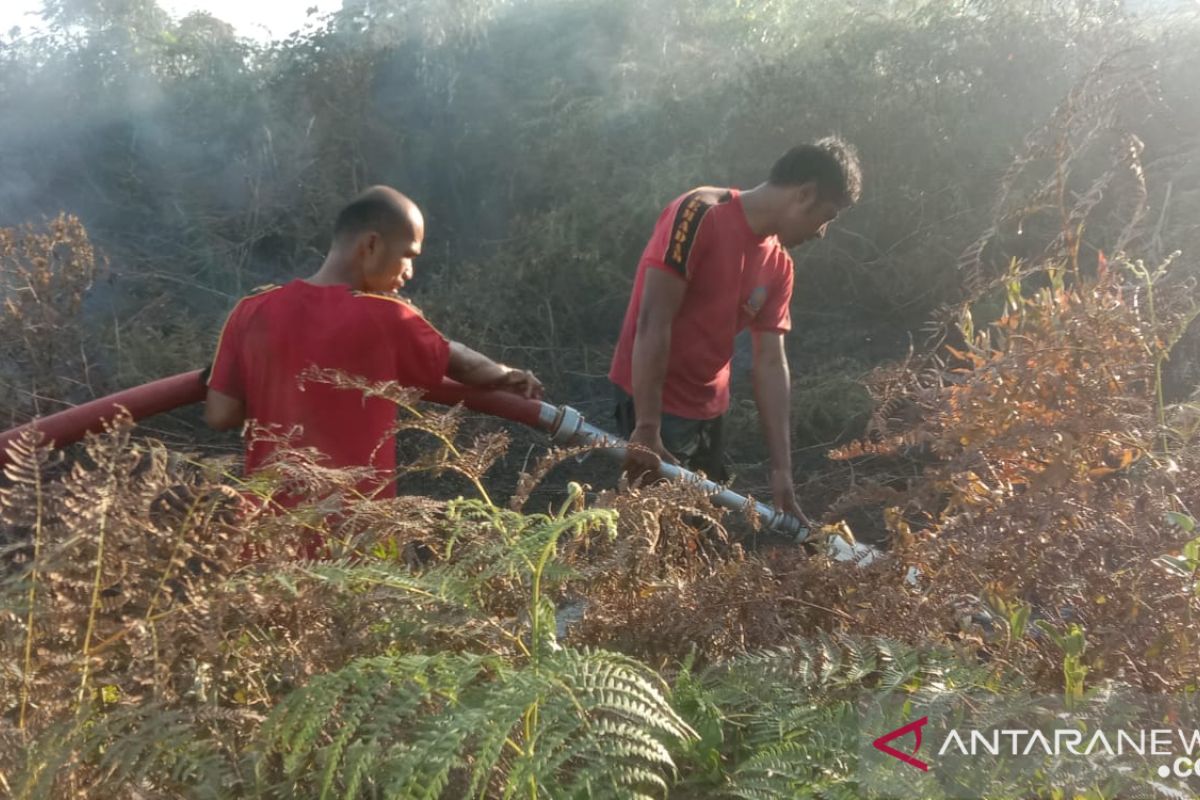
[532,402,810,541]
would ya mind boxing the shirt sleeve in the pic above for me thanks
[207,301,246,398]
[393,309,452,389]
[644,193,716,281]
[750,252,794,334]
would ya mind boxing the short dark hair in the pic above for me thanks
[768,136,862,205]
[333,187,416,243]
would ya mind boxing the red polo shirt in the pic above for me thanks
[208,280,451,500]
[609,187,794,419]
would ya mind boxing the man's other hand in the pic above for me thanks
[623,425,678,484]
[494,367,544,399]
[204,387,246,431]
[771,470,814,528]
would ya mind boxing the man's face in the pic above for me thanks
[362,216,425,294]
[778,183,843,248]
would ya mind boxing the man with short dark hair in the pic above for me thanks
[205,185,542,502]
[610,137,862,525]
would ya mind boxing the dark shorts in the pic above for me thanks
[612,384,728,482]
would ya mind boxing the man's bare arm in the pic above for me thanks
[626,268,687,471]
[751,331,812,526]
[447,341,543,398]
[204,387,245,431]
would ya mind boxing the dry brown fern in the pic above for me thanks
[0,214,102,424]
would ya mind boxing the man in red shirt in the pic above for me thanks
[610,137,862,526]
[204,186,542,502]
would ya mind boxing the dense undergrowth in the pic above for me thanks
[2,214,1200,794]
[4,2,1200,798]
[2,0,1198,471]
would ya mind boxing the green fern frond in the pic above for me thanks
[300,559,479,611]
[12,702,235,800]
[673,637,1011,800]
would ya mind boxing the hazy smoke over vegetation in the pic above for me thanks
[0,0,1198,449]
[6,4,1200,798]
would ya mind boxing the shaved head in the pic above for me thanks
[333,185,424,246]
[320,186,427,293]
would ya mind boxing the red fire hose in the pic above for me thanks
[0,370,811,540]
[0,371,209,459]
[0,370,545,460]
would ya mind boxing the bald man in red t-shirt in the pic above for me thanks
[610,138,862,526]
[205,186,541,502]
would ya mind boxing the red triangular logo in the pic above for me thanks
[872,716,930,771]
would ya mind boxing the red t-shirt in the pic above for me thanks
[208,280,451,500]
[609,187,794,419]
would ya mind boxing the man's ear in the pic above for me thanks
[363,231,382,255]
[349,232,373,263]
[795,182,819,209]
